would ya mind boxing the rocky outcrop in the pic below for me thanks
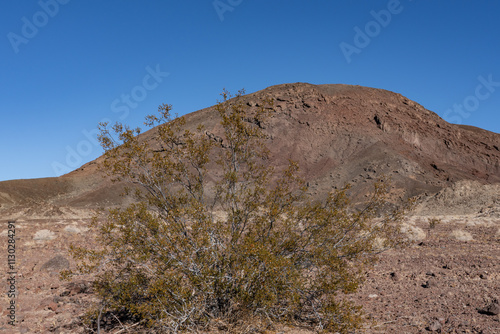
[416,180,500,217]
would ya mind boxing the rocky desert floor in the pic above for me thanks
[0,212,498,334]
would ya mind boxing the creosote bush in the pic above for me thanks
[64,90,411,333]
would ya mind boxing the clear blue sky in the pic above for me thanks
[1,0,499,181]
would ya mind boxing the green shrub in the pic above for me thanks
[64,90,411,333]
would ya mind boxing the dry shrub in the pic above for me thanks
[64,90,411,333]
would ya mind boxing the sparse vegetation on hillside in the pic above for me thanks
[63,90,411,333]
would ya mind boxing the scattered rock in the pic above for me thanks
[450,229,473,241]
[422,278,437,289]
[40,255,70,272]
[478,300,500,316]
[402,223,426,241]
[48,302,58,312]
[38,297,55,310]
[33,229,56,241]
[426,319,442,332]
[64,225,81,233]
[62,281,90,296]
[390,272,400,281]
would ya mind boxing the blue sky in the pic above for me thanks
[1,0,499,181]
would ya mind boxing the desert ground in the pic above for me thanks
[1,182,499,334]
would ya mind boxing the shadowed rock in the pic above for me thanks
[40,255,70,272]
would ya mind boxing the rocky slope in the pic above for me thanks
[1,83,499,218]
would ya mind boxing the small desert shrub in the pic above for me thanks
[64,90,411,333]
[426,217,442,237]
[428,217,441,230]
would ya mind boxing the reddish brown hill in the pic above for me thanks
[1,83,499,216]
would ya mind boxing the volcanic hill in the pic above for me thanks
[1,83,499,218]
